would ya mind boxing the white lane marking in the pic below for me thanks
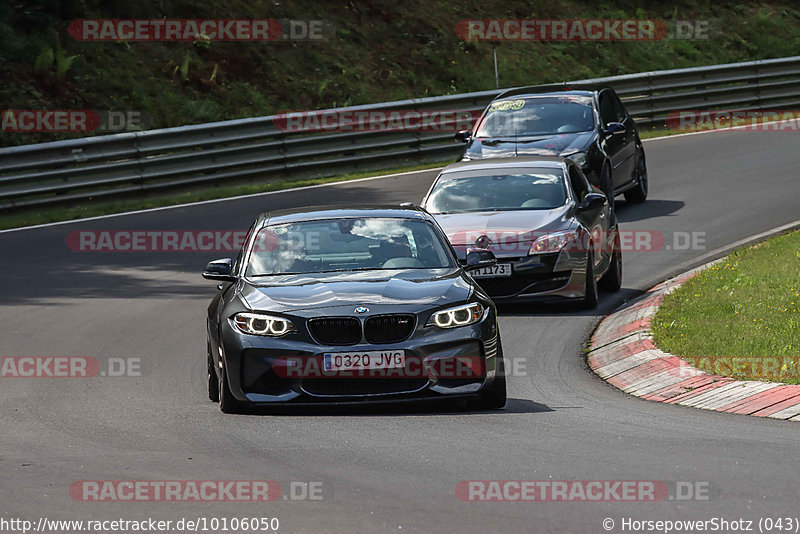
[0,167,439,234]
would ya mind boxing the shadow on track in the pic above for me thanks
[227,397,553,417]
[0,181,433,304]
[496,286,642,319]
[615,199,684,222]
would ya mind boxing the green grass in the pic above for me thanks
[638,127,688,140]
[0,160,446,230]
[652,230,800,384]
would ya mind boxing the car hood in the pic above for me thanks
[433,206,573,246]
[240,268,472,312]
[465,131,594,159]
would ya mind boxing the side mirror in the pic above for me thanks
[578,192,607,211]
[399,201,414,207]
[604,122,626,136]
[465,248,498,271]
[455,130,472,143]
[203,258,236,281]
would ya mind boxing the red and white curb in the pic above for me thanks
[588,264,800,421]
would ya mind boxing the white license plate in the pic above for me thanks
[471,263,512,278]
[323,350,405,371]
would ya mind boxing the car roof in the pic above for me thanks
[259,204,432,226]
[493,84,610,101]
[440,156,569,174]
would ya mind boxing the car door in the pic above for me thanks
[568,163,611,272]
[597,90,627,191]
[610,90,637,187]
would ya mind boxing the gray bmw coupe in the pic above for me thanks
[203,206,506,413]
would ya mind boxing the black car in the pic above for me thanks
[203,206,506,412]
[421,157,622,307]
[455,85,648,208]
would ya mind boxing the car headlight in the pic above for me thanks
[429,302,484,329]
[565,151,588,168]
[232,312,294,336]
[529,230,579,254]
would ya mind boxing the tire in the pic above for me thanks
[624,149,648,203]
[599,239,623,292]
[582,250,598,309]
[218,363,241,414]
[207,346,219,402]
[601,164,615,210]
[467,343,507,411]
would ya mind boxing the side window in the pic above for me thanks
[568,165,590,201]
[611,92,627,122]
[598,92,616,126]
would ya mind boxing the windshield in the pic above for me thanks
[475,95,595,137]
[425,169,568,213]
[246,217,455,276]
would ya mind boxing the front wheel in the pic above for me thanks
[207,343,219,402]
[467,344,507,410]
[599,241,623,292]
[582,250,599,309]
[218,363,241,414]
[624,149,648,203]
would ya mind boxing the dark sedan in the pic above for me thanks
[421,157,622,307]
[456,85,648,208]
[203,206,506,412]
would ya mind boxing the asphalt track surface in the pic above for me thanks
[2,129,799,533]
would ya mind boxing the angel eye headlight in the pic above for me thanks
[429,303,484,329]
[233,312,294,336]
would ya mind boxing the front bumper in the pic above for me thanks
[467,250,588,303]
[215,311,500,405]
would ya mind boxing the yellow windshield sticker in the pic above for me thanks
[488,99,526,111]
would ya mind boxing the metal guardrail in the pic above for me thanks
[2,56,800,212]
